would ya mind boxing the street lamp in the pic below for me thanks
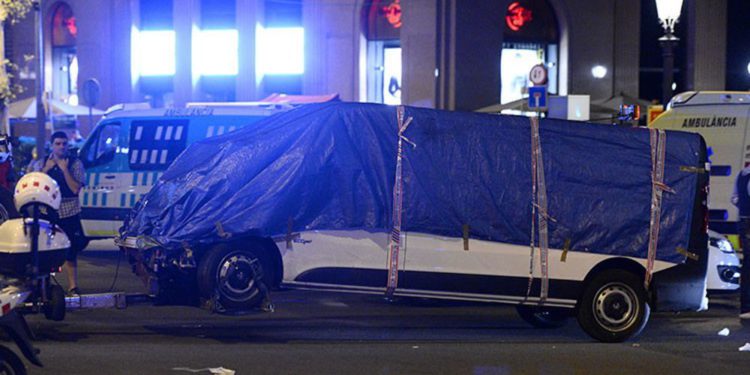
[655,0,684,106]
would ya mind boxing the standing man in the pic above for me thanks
[732,165,750,321]
[31,131,86,296]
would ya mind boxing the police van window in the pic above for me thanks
[128,120,189,171]
[81,122,121,168]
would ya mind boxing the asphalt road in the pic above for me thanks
[8,251,750,375]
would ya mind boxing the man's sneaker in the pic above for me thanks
[740,311,750,320]
[66,287,81,297]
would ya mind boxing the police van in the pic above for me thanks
[76,103,292,239]
[650,91,750,235]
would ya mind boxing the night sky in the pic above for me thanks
[725,0,750,91]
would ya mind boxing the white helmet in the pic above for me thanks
[14,172,61,212]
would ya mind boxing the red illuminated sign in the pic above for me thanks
[66,16,78,37]
[506,2,533,32]
[381,0,402,29]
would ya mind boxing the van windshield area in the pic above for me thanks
[81,122,121,168]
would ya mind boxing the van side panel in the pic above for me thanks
[80,114,271,238]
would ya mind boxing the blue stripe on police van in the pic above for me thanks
[92,193,98,206]
[80,207,132,221]
[101,193,108,207]
[94,173,100,186]
[130,194,136,207]
[141,172,148,186]
[83,192,89,206]
[120,193,126,207]
[132,172,138,187]
[152,172,159,185]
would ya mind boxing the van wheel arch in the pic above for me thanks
[580,258,647,297]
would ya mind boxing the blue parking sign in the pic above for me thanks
[528,86,547,109]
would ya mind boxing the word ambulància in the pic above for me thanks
[682,116,737,128]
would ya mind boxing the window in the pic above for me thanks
[256,26,305,76]
[132,29,176,77]
[193,29,238,76]
[133,0,175,78]
[128,120,189,170]
[81,123,121,168]
[361,1,402,104]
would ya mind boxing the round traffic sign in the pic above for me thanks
[81,78,101,107]
[529,64,548,86]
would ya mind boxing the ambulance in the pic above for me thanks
[650,91,750,236]
[76,103,291,239]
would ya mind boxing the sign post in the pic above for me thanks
[81,78,101,132]
[528,63,549,114]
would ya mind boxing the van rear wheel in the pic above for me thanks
[577,269,650,342]
[197,243,268,311]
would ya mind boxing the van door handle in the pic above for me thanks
[104,175,116,179]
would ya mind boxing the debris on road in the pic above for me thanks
[739,343,750,352]
[172,367,236,375]
[717,328,730,336]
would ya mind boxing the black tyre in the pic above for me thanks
[197,243,270,311]
[0,203,8,225]
[516,305,570,328]
[0,187,18,225]
[0,345,27,375]
[44,285,66,321]
[577,269,650,342]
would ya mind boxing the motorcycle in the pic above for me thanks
[0,172,71,374]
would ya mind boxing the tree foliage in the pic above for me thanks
[0,0,34,24]
[0,0,34,104]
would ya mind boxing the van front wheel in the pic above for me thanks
[197,244,267,311]
[577,270,650,342]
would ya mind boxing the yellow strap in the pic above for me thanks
[676,247,699,261]
[462,224,470,251]
[560,239,571,262]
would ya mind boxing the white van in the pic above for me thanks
[76,103,290,239]
[117,102,711,343]
[650,91,750,235]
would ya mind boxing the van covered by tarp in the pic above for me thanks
[120,102,704,263]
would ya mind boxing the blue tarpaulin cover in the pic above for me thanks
[121,102,704,263]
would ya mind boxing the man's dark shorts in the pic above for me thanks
[58,214,86,262]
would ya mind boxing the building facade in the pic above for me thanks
[6,0,728,125]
